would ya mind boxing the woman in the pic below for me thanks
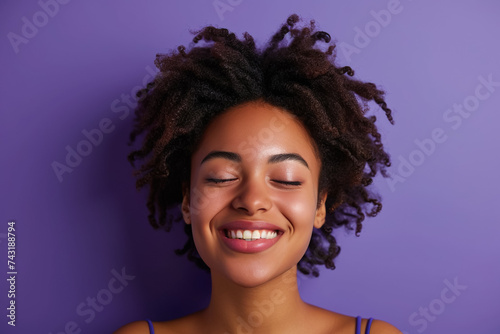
[116,14,401,334]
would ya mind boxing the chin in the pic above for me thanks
[227,270,276,288]
[214,259,291,288]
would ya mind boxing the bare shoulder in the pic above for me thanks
[369,319,402,334]
[114,312,203,334]
[306,306,401,334]
[113,320,151,334]
[113,319,191,334]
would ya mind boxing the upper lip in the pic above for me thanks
[219,220,284,232]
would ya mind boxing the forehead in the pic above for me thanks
[191,101,321,167]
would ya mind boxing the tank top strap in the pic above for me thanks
[355,316,361,334]
[355,316,374,334]
[365,317,374,333]
[145,319,155,334]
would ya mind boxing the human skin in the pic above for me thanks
[114,100,401,333]
[183,99,327,289]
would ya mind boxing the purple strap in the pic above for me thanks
[145,319,154,334]
[356,316,362,334]
[355,316,374,334]
[366,317,374,333]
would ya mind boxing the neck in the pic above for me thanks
[201,266,310,334]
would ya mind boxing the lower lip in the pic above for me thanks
[219,230,282,254]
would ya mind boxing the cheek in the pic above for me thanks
[188,181,223,217]
[273,191,317,264]
[187,183,228,266]
[273,189,318,228]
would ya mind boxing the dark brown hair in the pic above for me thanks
[128,14,393,277]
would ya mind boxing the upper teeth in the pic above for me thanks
[226,230,278,240]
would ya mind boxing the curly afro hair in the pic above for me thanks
[128,14,393,277]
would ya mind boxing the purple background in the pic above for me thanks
[1,0,499,333]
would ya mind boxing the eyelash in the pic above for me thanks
[276,180,302,186]
[205,178,301,186]
[206,178,236,184]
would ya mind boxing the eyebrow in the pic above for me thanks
[200,150,309,169]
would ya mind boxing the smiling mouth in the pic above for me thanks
[224,229,279,241]
[218,221,284,253]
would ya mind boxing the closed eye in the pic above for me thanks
[206,178,301,186]
[273,180,302,186]
[206,178,237,184]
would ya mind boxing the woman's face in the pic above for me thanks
[182,100,327,287]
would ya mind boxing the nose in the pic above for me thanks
[231,177,272,215]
